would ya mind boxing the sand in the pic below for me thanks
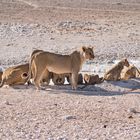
[0,0,140,139]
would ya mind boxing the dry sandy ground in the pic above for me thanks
[0,0,140,139]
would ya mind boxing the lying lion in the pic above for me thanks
[66,73,83,85]
[84,74,104,85]
[121,65,140,80]
[0,63,29,87]
[52,73,65,85]
[52,73,83,85]
[28,46,94,90]
[104,58,130,81]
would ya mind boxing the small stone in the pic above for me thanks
[98,100,102,103]
[62,115,76,120]
[6,43,13,46]
[127,108,137,114]
[50,37,55,40]
[116,2,122,5]
[5,101,12,105]
[103,125,107,128]
[128,115,133,119]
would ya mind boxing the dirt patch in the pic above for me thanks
[0,0,140,139]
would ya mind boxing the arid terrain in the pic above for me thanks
[0,0,140,139]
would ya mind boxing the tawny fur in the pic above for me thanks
[66,73,83,85]
[84,74,104,85]
[28,49,51,86]
[52,73,65,85]
[104,59,130,81]
[28,46,94,90]
[121,65,140,80]
[0,63,29,87]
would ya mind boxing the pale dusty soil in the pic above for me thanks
[0,0,140,139]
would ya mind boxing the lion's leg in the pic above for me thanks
[105,74,113,81]
[31,61,36,84]
[115,73,121,81]
[34,65,46,90]
[41,69,50,86]
[34,74,44,90]
[71,73,78,90]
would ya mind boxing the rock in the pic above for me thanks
[50,37,55,40]
[57,137,68,140]
[5,101,12,105]
[128,115,133,119]
[62,115,76,120]
[127,108,137,114]
[116,2,122,5]
[103,125,107,128]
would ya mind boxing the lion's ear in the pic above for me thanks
[82,46,86,52]
[21,72,28,79]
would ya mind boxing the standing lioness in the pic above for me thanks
[29,46,94,90]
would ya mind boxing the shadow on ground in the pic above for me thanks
[10,84,125,96]
[106,78,140,89]
[6,78,140,96]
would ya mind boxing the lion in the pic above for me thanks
[84,74,104,85]
[0,63,29,87]
[52,73,65,85]
[65,73,83,85]
[28,46,95,90]
[104,58,130,81]
[121,65,140,80]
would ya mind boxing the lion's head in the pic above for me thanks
[120,58,130,67]
[82,46,95,60]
